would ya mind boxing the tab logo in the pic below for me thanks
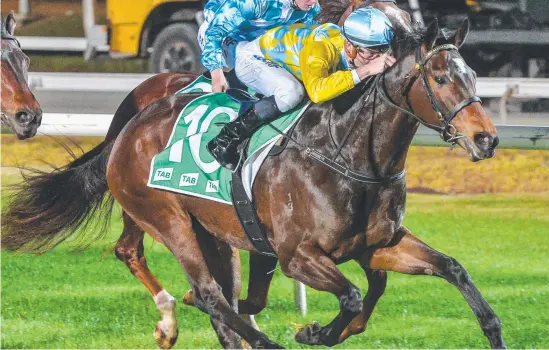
[179,173,199,187]
[206,180,220,193]
[153,168,173,181]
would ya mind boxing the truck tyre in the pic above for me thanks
[150,23,202,73]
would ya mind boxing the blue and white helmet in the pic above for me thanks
[342,7,394,48]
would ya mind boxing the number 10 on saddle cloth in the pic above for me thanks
[147,91,309,204]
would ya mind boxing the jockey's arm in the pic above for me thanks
[299,40,358,104]
[301,3,322,25]
[200,0,257,72]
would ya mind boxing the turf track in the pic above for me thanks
[2,193,548,348]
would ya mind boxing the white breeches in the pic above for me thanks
[234,38,305,113]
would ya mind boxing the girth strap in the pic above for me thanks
[230,172,277,257]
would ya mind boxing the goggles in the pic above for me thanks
[359,44,391,54]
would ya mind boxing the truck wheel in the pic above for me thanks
[150,23,202,73]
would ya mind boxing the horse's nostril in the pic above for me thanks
[474,132,491,147]
[474,132,499,150]
[16,110,34,124]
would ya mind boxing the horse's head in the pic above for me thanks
[1,11,42,139]
[391,19,497,161]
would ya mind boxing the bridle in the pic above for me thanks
[377,43,482,144]
[1,32,22,48]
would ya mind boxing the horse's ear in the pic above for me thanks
[6,10,17,35]
[450,18,470,48]
[424,18,439,51]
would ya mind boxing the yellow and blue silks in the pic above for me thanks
[259,23,357,103]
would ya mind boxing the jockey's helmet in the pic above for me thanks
[342,7,394,49]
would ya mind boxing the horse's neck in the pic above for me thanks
[331,55,419,179]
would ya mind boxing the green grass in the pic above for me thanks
[18,14,89,37]
[2,193,549,348]
[27,54,149,73]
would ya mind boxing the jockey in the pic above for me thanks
[198,0,321,92]
[208,7,396,170]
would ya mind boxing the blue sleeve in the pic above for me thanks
[301,3,321,25]
[201,0,260,71]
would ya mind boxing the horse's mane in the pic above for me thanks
[317,0,361,24]
[391,22,427,59]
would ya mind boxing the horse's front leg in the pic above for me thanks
[364,226,506,349]
[279,242,363,347]
[238,252,278,315]
[337,268,387,343]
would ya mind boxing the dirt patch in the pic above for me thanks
[2,135,549,193]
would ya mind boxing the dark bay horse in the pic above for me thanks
[2,17,505,348]
[55,0,416,327]
[1,11,42,139]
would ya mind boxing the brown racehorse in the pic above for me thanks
[2,17,505,349]
[1,11,42,139]
[71,0,416,325]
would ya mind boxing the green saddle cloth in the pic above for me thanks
[148,77,309,204]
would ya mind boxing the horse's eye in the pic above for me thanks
[434,76,447,85]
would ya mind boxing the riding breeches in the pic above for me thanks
[234,38,305,113]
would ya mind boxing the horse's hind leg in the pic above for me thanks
[279,242,363,347]
[338,268,387,343]
[135,208,281,349]
[364,226,505,349]
[115,211,178,349]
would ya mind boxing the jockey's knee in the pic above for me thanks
[274,81,305,113]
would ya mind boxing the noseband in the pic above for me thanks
[378,43,482,144]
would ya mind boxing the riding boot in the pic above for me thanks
[207,95,281,170]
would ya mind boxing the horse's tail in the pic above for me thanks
[1,140,115,253]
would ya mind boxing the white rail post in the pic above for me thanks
[82,0,96,36]
[294,281,307,317]
[499,85,516,126]
[18,0,31,19]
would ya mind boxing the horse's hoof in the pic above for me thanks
[154,323,178,349]
[294,321,323,345]
[182,289,195,306]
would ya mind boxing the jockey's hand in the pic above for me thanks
[357,54,396,80]
[212,69,229,92]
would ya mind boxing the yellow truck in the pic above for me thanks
[106,0,205,73]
